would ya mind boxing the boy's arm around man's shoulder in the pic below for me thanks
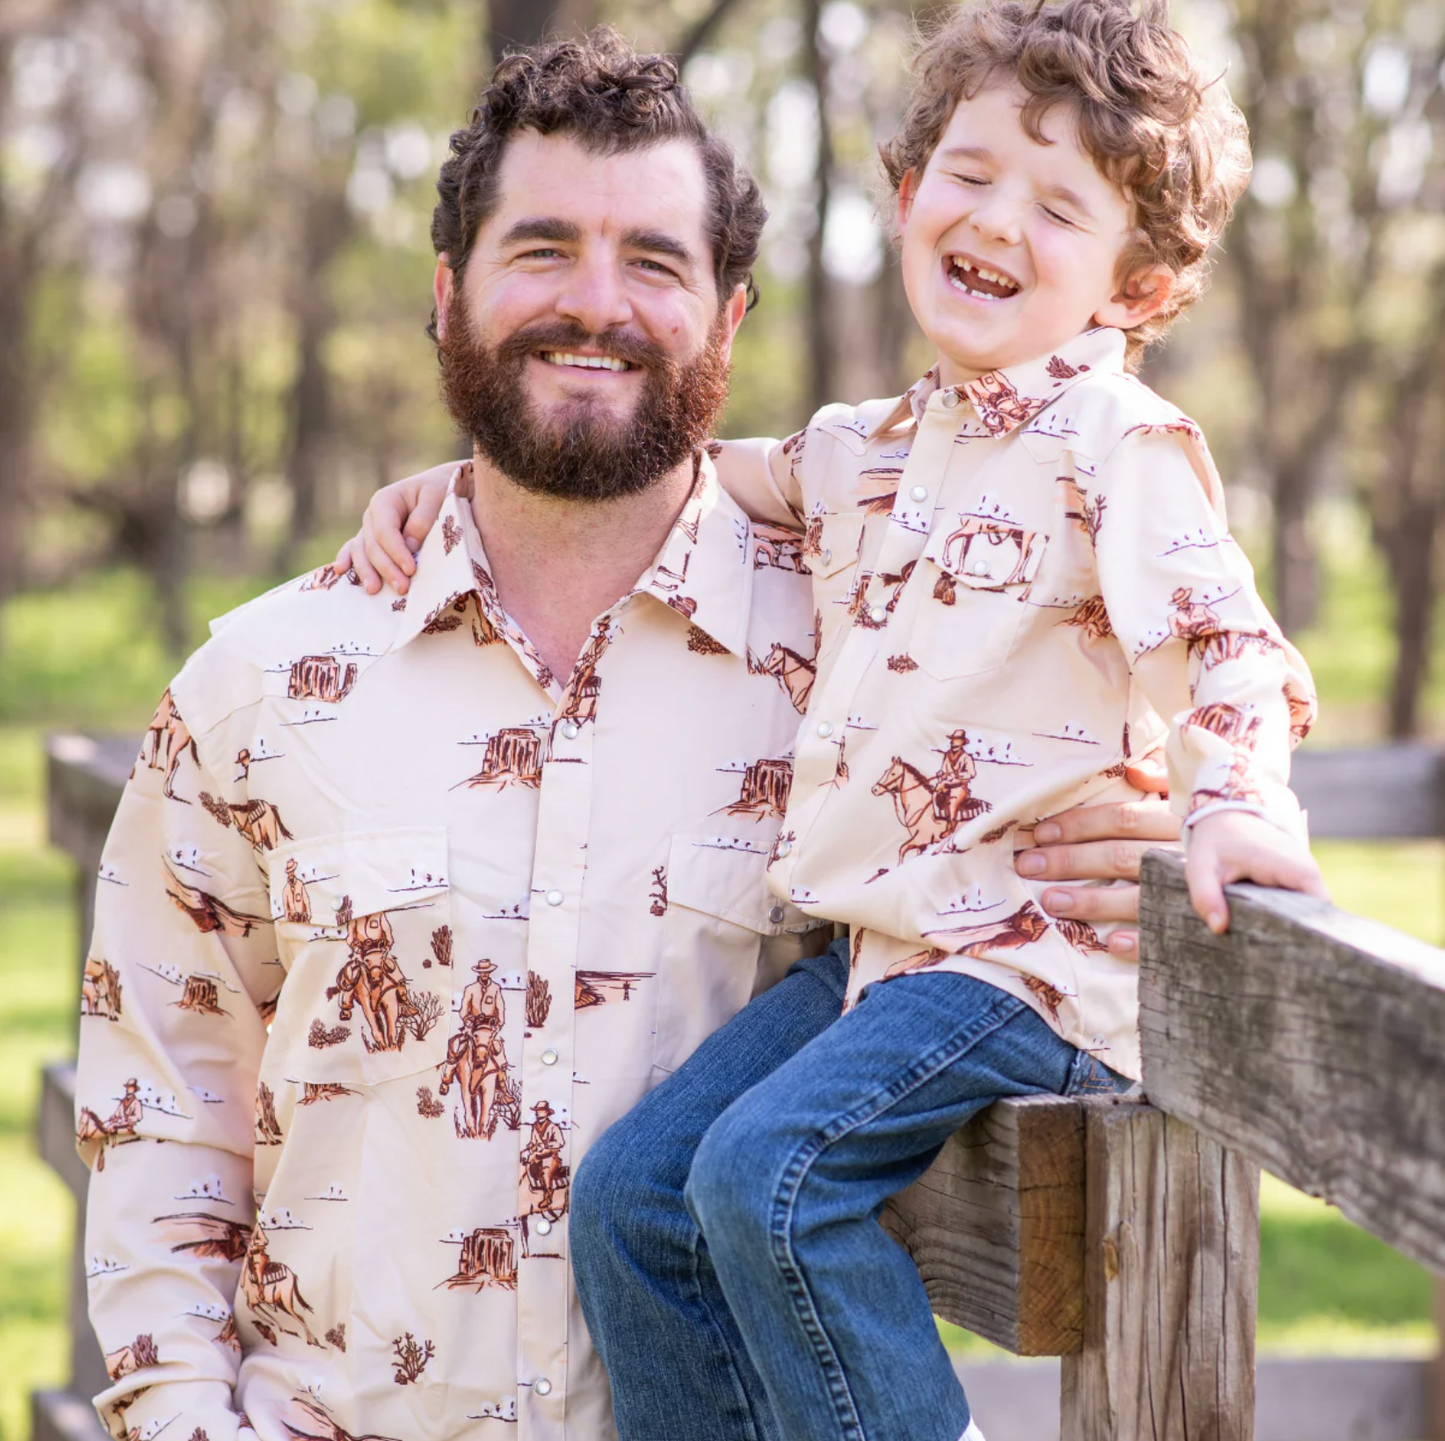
[75,663,279,1439]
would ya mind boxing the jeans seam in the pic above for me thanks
[683,1221,763,1441]
[764,991,1027,1441]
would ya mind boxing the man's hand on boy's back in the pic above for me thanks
[334,472,1187,949]
[1014,762,1181,957]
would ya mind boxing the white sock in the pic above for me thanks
[960,1422,987,1441]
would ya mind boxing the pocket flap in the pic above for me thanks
[667,835,813,934]
[803,511,865,580]
[270,827,449,925]
[924,517,1046,590]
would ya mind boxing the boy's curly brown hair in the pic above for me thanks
[430,27,766,338]
[879,0,1250,365]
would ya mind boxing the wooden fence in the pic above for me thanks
[29,738,1445,1441]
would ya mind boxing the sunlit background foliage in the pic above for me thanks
[3,0,1445,1435]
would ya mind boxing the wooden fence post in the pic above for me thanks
[1059,1096,1260,1441]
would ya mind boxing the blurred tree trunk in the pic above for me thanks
[0,1,80,625]
[486,0,595,68]
[1227,0,1359,633]
[801,0,835,418]
[281,189,353,570]
[1364,263,1445,737]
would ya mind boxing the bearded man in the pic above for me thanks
[75,31,1175,1441]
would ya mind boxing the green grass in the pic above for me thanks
[0,729,78,1441]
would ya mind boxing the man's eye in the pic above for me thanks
[522,247,564,259]
[635,258,676,275]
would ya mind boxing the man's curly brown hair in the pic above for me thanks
[879,0,1251,365]
[429,27,766,339]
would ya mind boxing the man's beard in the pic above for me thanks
[437,293,731,502]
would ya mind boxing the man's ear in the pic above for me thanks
[716,282,749,361]
[1096,263,1175,331]
[433,255,455,342]
[896,169,919,230]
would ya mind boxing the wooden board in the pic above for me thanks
[1290,743,1445,839]
[882,1094,1087,1355]
[1059,1097,1259,1441]
[1139,849,1445,1274]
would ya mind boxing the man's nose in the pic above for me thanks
[555,253,633,334]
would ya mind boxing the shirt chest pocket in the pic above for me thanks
[654,836,818,1074]
[804,510,867,654]
[913,518,1047,681]
[267,827,453,1087]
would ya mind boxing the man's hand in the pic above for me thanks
[1184,810,1329,933]
[333,461,460,594]
[1015,763,1180,957]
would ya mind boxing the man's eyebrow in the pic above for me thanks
[622,227,698,268]
[498,217,582,247]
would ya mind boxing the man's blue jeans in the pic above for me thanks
[571,938,1125,1441]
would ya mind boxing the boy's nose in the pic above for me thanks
[968,194,1024,247]
[556,254,633,334]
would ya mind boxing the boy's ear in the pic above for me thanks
[1096,263,1175,331]
[897,169,919,229]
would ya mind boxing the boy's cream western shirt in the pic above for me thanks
[721,326,1316,1080]
[73,461,828,1441]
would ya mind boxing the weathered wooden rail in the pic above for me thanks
[29,739,1445,1441]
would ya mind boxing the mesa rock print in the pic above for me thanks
[74,454,822,1440]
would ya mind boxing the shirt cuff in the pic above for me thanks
[1182,798,1309,846]
[94,1379,244,1441]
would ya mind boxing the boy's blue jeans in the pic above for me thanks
[570,938,1126,1441]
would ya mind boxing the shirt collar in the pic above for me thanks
[392,455,753,661]
[869,327,1128,441]
[390,464,505,655]
[635,451,752,659]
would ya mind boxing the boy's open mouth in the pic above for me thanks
[945,257,1020,301]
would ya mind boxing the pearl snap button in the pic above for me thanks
[562,721,579,739]
[546,889,564,907]
[909,485,928,502]
[868,605,887,624]
[535,1378,553,1396]
[972,561,990,577]
[816,721,833,738]
[541,1048,558,1065]
[775,840,792,858]
[821,548,832,564]
[535,1218,553,1235]
[768,905,785,924]
[942,391,960,408]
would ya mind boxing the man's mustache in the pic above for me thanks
[493,321,672,374]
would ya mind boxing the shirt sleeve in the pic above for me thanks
[75,693,279,1441]
[709,434,808,529]
[1092,429,1316,839]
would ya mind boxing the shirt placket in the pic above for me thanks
[513,621,611,1439]
[779,401,966,889]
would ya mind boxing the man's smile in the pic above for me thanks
[944,253,1022,301]
[538,351,638,372]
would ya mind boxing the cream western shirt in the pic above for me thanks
[719,326,1316,1080]
[74,460,828,1441]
